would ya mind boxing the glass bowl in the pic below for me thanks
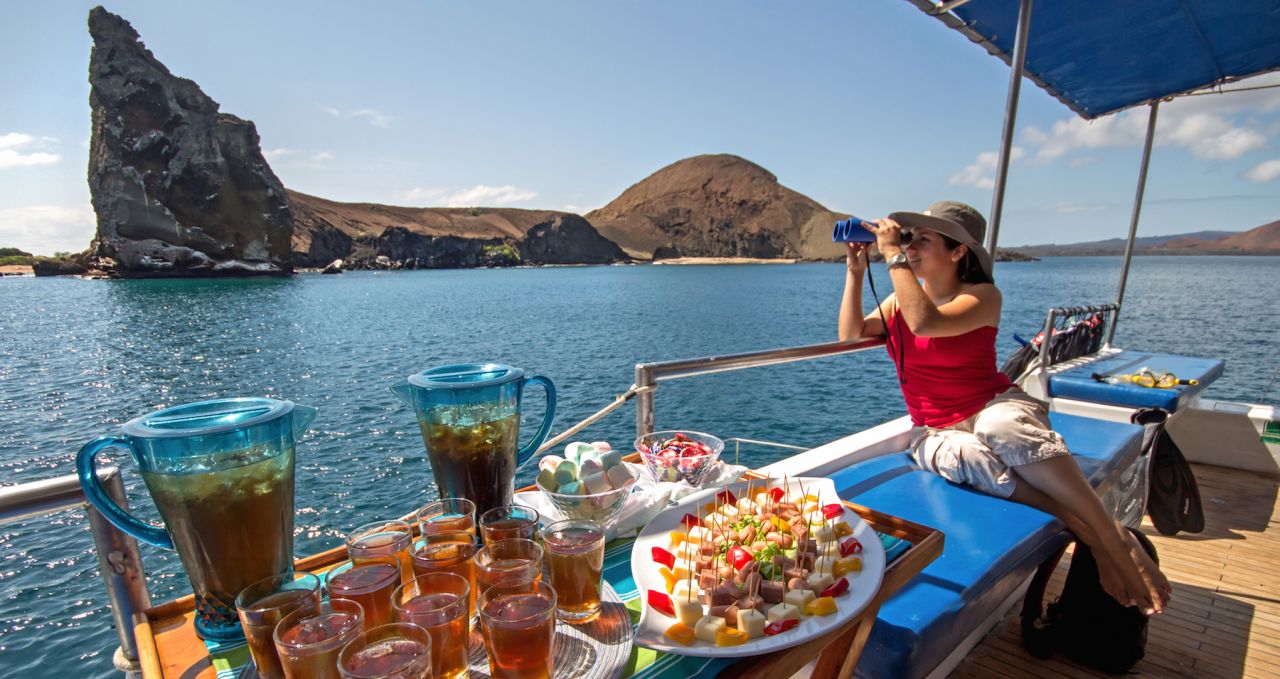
[633,430,724,486]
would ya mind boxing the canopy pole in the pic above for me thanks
[1106,100,1160,349]
[986,0,1033,264]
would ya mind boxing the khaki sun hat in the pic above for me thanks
[887,200,993,280]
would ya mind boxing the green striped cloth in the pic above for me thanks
[609,532,910,678]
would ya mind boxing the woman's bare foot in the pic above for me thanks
[1122,526,1172,606]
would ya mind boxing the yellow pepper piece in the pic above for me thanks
[715,626,750,647]
[670,530,687,547]
[833,557,863,577]
[832,522,853,538]
[660,566,679,593]
[803,494,819,503]
[804,596,838,617]
[703,502,718,514]
[771,515,791,532]
[664,622,696,646]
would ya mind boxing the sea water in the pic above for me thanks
[0,257,1276,676]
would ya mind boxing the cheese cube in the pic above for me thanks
[806,572,834,593]
[753,490,769,505]
[686,526,711,545]
[766,602,800,622]
[783,589,815,610]
[694,615,727,642]
[813,556,836,575]
[718,504,739,519]
[671,559,693,582]
[736,608,767,638]
[814,525,837,543]
[737,497,757,514]
[673,541,700,560]
[672,579,699,603]
[675,595,704,627]
[817,541,840,559]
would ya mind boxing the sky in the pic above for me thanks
[1,1,1278,255]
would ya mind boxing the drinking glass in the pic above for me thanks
[479,506,540,543]
[542,520,605,623]
[409,531,478,622]
[274,598,364,679]
[337,622,433,679]
[415,499,477,538]
[236,572,323,679]
[393,573,471,679]
[327,556,402,631]
[347,520,414,584]
[473,539,543,594]
[479,580,557,679]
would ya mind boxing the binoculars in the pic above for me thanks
[832,217,914,245]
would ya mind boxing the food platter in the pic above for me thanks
[630,476,885,657]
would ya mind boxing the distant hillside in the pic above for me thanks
[586,154,847,261]
[1018,223,1278,256]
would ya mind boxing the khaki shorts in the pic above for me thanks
[910,387,1071,498]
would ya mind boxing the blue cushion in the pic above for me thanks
[834,413,1143,679]
[1048,350,1224,412]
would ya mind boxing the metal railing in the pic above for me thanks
[0,466,151,676]
[634,337,886,436]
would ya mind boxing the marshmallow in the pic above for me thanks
[558,480,585,495]
[581,471,611,494]
[538,455,563,473]
[591,441,613,452]
[605,464,633,489]
[552,460,579,486]
[597,450,624,470]
[564,442,594,463]
[579,458,604,478]
[536,468,558,491]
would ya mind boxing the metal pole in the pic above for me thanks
[87,469,151,671]
[1107,101,1160,348]
[635,364,655,438]
[986,0,1034,261]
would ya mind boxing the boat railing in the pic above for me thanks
[1035,303,1119,398]
[0,465,150,677]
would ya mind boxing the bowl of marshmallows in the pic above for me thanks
[535,441,638,527]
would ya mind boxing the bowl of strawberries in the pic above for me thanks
[633,430,724,486]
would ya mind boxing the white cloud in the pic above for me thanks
[949,147,1024,189]
[310,151,335,162]
[320,105,396,128]
[0,205,95,255]
[397,185,539,207]
[561,204,599,214]
[0,132,61,169]
[263,148,299,160]
[1046,202,1109,214]
[1243,158,1280,183]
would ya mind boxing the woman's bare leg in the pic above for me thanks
[1012,455,1170,613]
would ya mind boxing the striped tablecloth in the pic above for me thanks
[210,533,910,679]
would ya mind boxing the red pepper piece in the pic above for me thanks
[821,503,845,520]
[769,487,786,502]
[839,537,863,557]
[652,546,676,569]
[648,589,675,617]
[821,577,850,598]
[764,618,800,636]
[715,489,737,506]
[680,513,701,529]
[727,545,753,570]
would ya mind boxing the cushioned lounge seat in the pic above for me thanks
[1048,350,1224,412]
[832,412,1143,679]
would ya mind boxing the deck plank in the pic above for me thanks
[953,463,1280,679]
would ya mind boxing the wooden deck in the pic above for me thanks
[954,463,1280,679]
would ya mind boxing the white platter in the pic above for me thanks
[630,476,886,657]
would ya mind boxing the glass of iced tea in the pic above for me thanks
[337,622,433,679]
[473,539,543,595]
[478,506,540,543]
[236,572,323,679]
[274,598,364,679]
[409,532,477,624]
[541,520,605,624]
[347,520,415,584]
[327,557,402,631]
[415,498,477,538]
[393,573,470,679]
[479,580,557,679]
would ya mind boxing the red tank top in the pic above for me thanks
[885,310,1012,428]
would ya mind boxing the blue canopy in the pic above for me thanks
[907,0,1280,119]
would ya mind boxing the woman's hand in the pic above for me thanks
[845,242,870,276]
[867,218,905,258]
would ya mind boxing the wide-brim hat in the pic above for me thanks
[888,201,993,280]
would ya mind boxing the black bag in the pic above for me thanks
[1021,530,1157,674]
[1132,407,1205,535]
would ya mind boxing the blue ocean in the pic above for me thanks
[1,256,1276,676]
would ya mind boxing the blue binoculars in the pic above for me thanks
[832,217,877,243]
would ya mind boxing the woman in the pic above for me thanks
[837,200,1170,614]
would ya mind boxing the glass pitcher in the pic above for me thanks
[391,364,555,520]
[76,397,317,641]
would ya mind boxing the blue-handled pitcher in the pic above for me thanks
[391,364,556,518]
[76,397,317,641]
